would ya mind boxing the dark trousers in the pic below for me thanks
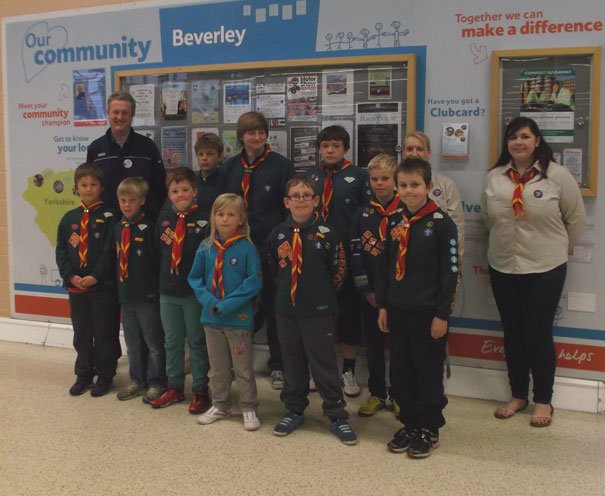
[276,314,348,419]
[69,287,121,380]
[389,307,447,430]
[489,264,566,404]
[122,301,166,388]
[260,256,282,371]
[362,298,389,398]
[336,275,363,346]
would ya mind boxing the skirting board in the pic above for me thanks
[2,316,603,414]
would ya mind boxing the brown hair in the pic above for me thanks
[194,133,224,154]
[166,167,197,189]
[236,111,268,140]
[284,176,318,196]
[74,162,104,186]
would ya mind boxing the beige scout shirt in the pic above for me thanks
[430,171,465,256]
[481,161,586,274]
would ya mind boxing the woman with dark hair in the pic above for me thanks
[481,116,586,428]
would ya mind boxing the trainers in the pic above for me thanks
[142,387,163,404]
[69,377,93,396]
[90,377,112,397]
[391,398,400,417]
[117,382,146,401]
[197,405,231,425]
[330,418,358,445]
[150,388,185,408]
[387,426,418,453]
[188,389,210,414]
[243,411,261,431]
[408,428,440,458]
[273,412,304,436]
[270,370,284,390]
[341,370,360,397]
[358,396,386,417]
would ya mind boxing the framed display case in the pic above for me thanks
[491,47,601,196]
[115,54,416,172]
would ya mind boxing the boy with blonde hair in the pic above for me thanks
[114,177,166,402]
[350,154,401,416]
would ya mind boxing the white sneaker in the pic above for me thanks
[197,406,231,425]
[243,410,261,431]
[270,370,284,390]
[341,370,361,397]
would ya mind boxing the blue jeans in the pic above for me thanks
[122,301,166,388]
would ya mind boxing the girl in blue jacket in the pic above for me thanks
[188,193,263,431]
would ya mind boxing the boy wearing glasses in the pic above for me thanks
[267,177,357,445]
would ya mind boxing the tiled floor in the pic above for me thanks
[1,340,604,496]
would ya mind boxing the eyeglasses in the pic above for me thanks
[286,194,316,202]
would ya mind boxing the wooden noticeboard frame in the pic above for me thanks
[114,54,416,169]
[491,46,601,196]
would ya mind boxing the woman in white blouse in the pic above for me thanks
[481,116,586,427]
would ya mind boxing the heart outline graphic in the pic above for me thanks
[22,21,69,83]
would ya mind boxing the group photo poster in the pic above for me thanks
[519,69,576,143]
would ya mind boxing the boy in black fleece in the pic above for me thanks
[376,158,459,458]
[113,177,166,403]
[56,163,120,397]
[268,176,357,446]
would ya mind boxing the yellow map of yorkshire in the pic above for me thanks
[23,168,78,247]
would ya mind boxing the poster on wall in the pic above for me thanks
[520,69,575,143]
[191,127,220,165]
[223,80,252,124]
[267,130,288,157]
[72,68,106,126]
[191,80,220,124]
[322,69,354,116]
[290,126,320,172]
[222,129,242,159]
[368,67,392,100]
[287,75,318,122]
[442,123,469,158]
[130,84,156,127]
[161,126,187,168]
[161,82,187,120]
[256,81,286,121]
[355,102,401,167]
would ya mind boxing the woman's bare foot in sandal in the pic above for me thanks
[530,403,554,427]
[494,397,529,419]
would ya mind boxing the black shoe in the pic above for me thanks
[69,377,93,396]
[90,377,113,397]
[408,428,439,458]
[387,426,417,453]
